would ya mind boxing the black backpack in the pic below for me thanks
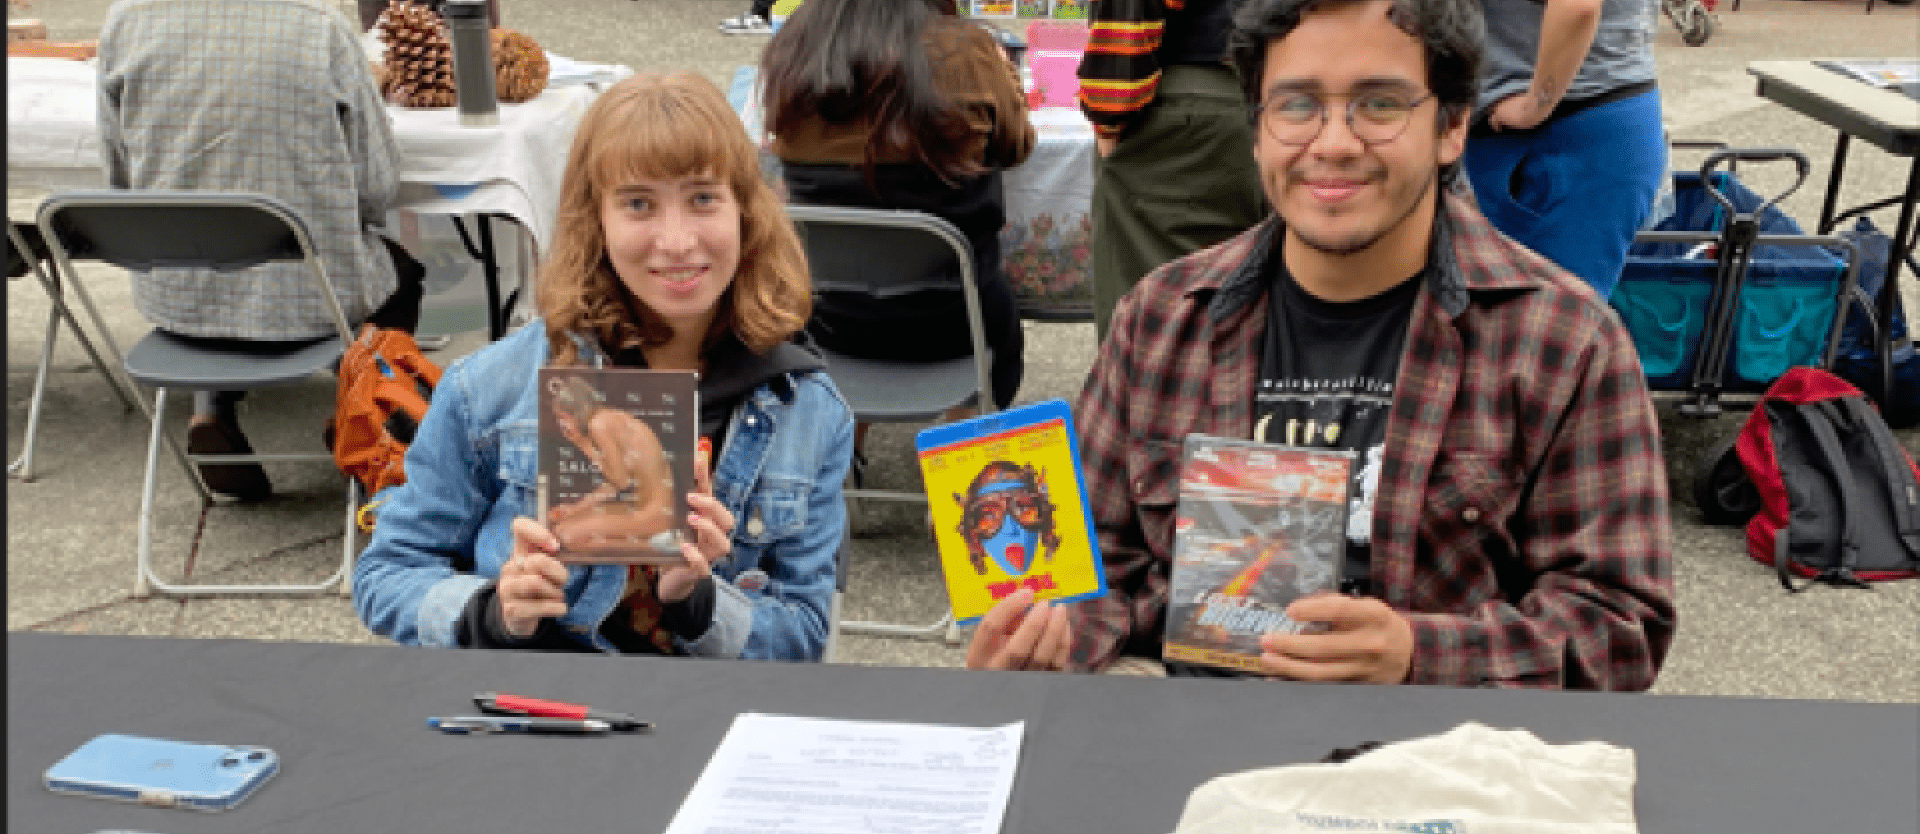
[1830,217,1919,429]
[1735,367,1920,591]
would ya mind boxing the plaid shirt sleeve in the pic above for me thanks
[1076,0,1174,141]
[1400,327,1675,690]
[1393,195,1676,691]
[1061,230,1265,671]
[1065,290,1164,671]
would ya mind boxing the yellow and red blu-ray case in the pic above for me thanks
[915,399,1106,624]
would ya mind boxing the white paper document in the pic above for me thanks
[1820,59,1920,88]
[662,713,1026,834]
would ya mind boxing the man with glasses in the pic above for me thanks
[968,0,1673,691]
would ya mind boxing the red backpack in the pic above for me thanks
[1735,368,1920,591]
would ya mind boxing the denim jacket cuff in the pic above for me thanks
[682,577,752,658]
[416,573,492,648]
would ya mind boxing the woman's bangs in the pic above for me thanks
[585,90,755,193]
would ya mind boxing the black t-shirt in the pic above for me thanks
[1160,258,1419,678]
[1254,257,1420,596]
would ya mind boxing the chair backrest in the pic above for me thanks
[35,190,356,343]
[785,205,997,412]
[790,205,972,298]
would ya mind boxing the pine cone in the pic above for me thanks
[490,28,548,104]
[377,1,456,109]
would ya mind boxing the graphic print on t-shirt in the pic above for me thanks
[1253,376,1392,550]
[1254,259,1420,591]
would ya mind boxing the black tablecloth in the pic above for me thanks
[9,632,1917,833]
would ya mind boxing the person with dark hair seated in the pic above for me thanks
[971,0,1674,692]
[760,0,1036,418]
[96,0,425,501]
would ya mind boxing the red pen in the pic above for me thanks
[473,692,651,732]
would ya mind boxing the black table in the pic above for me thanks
[1749,59,1920,400]
[9,632,1917,833]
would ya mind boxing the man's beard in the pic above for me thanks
[1287,168,1436,257]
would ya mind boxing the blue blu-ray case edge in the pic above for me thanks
[914,398,1108,624]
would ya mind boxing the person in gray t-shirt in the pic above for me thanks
[1463,0,1667,299]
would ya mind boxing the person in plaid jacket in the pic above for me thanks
[969,0,1674,690]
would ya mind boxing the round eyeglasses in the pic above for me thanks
[1255,91,1434,147]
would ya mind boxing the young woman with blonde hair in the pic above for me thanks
[355,73,854,661]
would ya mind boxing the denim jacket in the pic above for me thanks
[353,322,854,660]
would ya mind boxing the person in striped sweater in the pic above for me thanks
[1078,0,1267,336]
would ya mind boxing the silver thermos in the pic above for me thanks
[444,0,498,126]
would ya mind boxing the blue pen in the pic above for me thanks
[429,716,613,735]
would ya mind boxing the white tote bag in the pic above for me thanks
[1170,722,1638,834]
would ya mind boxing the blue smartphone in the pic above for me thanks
[45,734,278,812]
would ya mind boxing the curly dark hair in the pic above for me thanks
[954,460,1062,571]
[1227,0,1483,179]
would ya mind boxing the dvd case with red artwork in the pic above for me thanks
[1162,435,1352,673]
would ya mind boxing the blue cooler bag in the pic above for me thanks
[1613,172,1847,393]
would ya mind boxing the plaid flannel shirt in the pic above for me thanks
[97,0,401,340]
[1067,186,1676,690]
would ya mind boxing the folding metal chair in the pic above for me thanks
[787,205,1000,643]
[38,191,363,597]
[823,536,850,664]
[8,221,142,481]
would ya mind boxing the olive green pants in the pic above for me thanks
[1090,64,1266,336]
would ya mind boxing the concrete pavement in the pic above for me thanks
[9,0,1917,701]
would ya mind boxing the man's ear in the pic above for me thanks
[1437,104,1470,166]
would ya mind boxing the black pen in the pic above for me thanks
[474,691,651,732]
[429,716,613,735]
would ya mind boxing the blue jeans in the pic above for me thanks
[1464,89,1666,299]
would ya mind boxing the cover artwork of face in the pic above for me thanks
[954,460,1062,577]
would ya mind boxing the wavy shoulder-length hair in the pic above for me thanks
[538,72,810,365]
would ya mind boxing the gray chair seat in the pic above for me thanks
[38,190,363,598]
[123,330,345,391]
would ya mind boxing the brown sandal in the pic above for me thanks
[187,419,273,501]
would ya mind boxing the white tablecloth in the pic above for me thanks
[1000,106,1095,319]
[6,57,105,192]
[6,55,611,249]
